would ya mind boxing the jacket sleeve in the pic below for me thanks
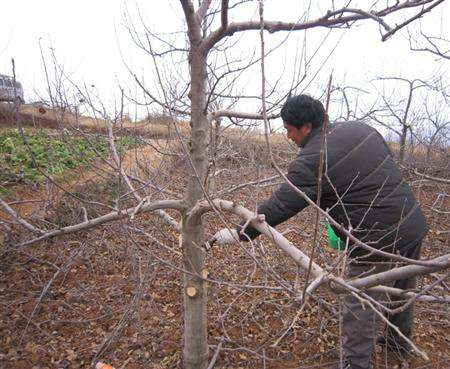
[237,153,319,241]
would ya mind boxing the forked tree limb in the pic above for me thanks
[206,199,449,301]
[201,1,443,53]
[381,0,446,41]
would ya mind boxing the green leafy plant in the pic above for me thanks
[0,129,140,184]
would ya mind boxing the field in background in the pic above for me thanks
[0,102,189,138]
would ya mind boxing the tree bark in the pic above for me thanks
[399,124,408,164]
[182,214,208,369]
[181,1,209,367]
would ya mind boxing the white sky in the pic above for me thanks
[0,0,448,124]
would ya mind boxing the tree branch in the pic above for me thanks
[220,0,229,30]
[203,199,450,303]
[201,1,439,53]
[211,109,278,120]
[0,197,45,234]
[382,0,446,41]
[346,255,450,290]
[196,0,213,23]
[19,199,184,247]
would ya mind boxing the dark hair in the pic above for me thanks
[280,94,325,129]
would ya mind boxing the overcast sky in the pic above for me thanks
[0,0,448,123]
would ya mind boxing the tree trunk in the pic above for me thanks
[182,215,208,369]
[182,30,209,369]
[426,134,437,165]
[399,125,408,164]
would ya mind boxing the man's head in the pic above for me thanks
[280,94,326,146]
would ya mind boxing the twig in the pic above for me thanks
[206,338,223,369]
[301,73,332,303]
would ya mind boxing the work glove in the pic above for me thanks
[204,228,239,251]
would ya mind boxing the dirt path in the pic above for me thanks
[0,141,167,222]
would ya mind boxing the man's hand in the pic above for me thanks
[204,228,239,251]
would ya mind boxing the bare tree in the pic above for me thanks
[368,77,433,164]
[420,94,450,164]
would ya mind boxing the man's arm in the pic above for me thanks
[237,153,319,241]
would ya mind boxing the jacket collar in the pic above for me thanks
[299,126,323,148]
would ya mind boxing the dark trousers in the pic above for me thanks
[342,242,422,369]
[383,244,421,348]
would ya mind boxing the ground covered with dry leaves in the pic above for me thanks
[0,129,449,369]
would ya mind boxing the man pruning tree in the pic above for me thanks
[208,95,428,369]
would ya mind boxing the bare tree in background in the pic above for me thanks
[366,75,449,167]
[419,93,450,165]
[368,77,433,164]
